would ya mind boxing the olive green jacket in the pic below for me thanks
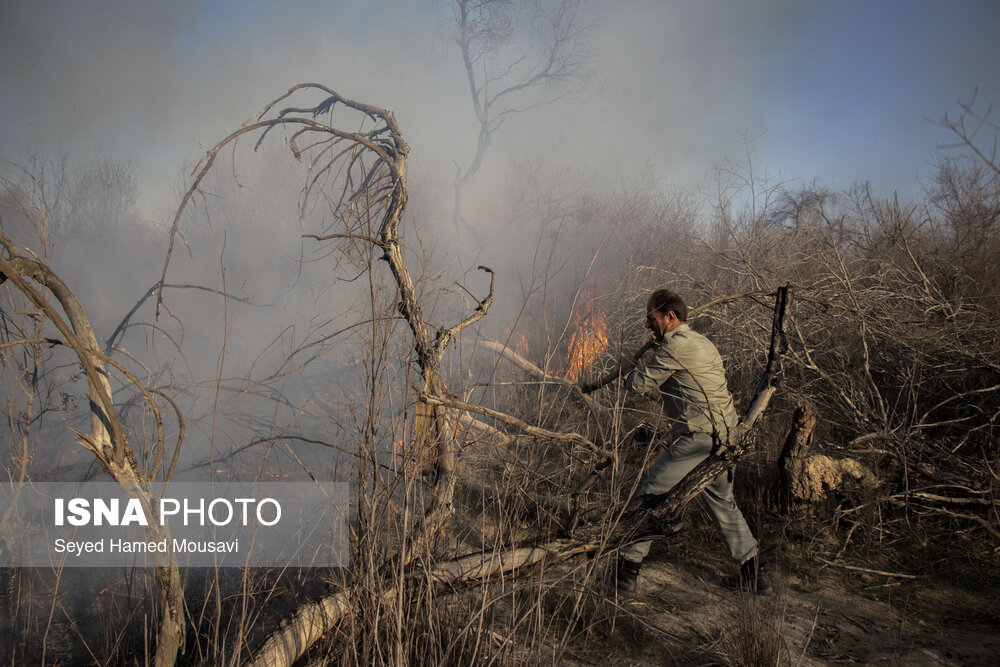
[624,323,739,439]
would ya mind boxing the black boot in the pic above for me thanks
[615,557,642,595]
[722,556,772,594]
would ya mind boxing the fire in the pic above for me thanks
[564,278,610,382]
[451,417,470,446]
[565,309,609,382]
[512,329,530,357]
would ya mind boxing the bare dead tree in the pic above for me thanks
[450,0,590,236]
[148,84,507,665]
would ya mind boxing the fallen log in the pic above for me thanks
[247,540,594,667]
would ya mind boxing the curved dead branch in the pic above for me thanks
[106,281,254,355]
[0,235,186,667]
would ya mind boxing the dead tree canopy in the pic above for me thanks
[450,0,591,233]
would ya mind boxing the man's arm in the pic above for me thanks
[579,339,656,393]
[624,341,685,397]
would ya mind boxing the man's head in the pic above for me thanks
[646,289,687,341]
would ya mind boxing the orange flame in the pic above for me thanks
[512,328,530,358]
[565,310,609,382]
[564,279,610,382]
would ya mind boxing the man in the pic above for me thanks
[595,289,770,594]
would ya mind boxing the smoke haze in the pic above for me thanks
[4,0,999,215]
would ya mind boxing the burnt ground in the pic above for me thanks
[537,528,1000,667]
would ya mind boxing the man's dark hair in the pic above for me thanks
[648,289,687,322]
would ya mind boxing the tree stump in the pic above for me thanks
[779,404,817,504]
[779,404,876,504]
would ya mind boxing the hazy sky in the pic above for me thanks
[3,0,999,217]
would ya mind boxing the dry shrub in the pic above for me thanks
[716,594,789,667]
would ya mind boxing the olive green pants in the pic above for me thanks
[620,432,758,565]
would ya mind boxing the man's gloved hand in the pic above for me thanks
[578,381,599,394]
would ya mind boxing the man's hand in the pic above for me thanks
[619,352,641,372]
[578,339,656,394]
[580,356,634,394]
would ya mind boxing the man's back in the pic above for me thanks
[625,323,738,438]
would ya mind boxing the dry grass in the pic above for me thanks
[715,594,790,667]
